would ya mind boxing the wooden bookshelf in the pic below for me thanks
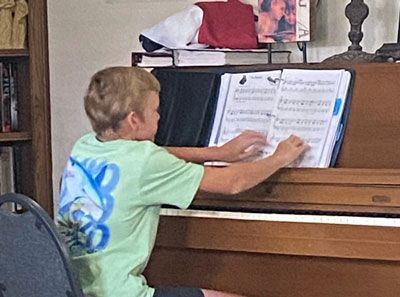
[0,0,52,215]
[0,132,32,142]
[0,49,29,58]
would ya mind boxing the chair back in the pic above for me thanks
[0,193,84,297]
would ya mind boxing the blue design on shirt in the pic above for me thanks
[58,157,120,253]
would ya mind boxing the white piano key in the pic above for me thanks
[160,208,400,227]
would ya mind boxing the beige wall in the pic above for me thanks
[48,0,399,209]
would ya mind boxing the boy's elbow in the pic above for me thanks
[225,185,243,195]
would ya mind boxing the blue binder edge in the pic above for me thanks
[329,69,356,167]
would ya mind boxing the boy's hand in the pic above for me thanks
[218,130,267,162]
[272,135,309,167]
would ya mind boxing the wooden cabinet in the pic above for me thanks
[0,0,52,214]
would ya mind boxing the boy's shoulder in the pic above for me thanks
[75,133,154,146]
[74,132,96,145]
[74,134,164,155]
[124,139,163,152]
[72,133,169,157]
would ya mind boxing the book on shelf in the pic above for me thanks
[132,48,291,67]
[0,62,2,131]
[1,62,12,132]
[8,63,18,131]
[173,48,291,66]
[132,51,174,68]
[208,68,354,168]
[258,0,310,43]
[0,62,17,133]
[0,146,16,211]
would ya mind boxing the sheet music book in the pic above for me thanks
[132,51,174,68]
[208,69,353,168]
[132,48,291,68]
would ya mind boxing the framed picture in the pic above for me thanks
[258,0,311,43]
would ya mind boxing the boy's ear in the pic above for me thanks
[126,111,143,131]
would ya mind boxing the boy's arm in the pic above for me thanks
[165,130,267,164]
[199,135,309,195]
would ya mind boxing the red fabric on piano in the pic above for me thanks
[196,0,258,49]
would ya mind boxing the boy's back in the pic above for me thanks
[58,133,203,297]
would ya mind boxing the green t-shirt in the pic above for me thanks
[57,133,204,297]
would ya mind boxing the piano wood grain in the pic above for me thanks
[145,215,400,297]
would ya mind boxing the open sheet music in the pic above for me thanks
[208,69,353,168]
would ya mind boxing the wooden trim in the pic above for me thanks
[268,168,400,185]
[28,0,53,214]
[194,180,400,215]
[156,216,400,261]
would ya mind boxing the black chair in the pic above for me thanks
[0,193,84,297]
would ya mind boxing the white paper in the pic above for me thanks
[209,70,282,146]
[267,69,346,167]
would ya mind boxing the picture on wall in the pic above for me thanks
[258,0,310,43]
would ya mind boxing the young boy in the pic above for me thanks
[57,66,308,297]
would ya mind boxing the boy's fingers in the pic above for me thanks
[296,143,310,155]
[288,135,305,146]
[242,130,267,141]
[241,144,264,159]
[244,144,255,153]
[239,148,263,160]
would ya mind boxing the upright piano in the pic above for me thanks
[144,63,400,297]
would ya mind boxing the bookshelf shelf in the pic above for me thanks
[0,132,32,142]
[0,49,29,58]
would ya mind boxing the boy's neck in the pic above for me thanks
[96,129,133,142]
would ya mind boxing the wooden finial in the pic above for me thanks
[345,0,369,51]
[323,0,374,63]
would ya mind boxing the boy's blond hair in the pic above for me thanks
[84,66,160,135]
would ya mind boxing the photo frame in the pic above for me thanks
[257,0,311,43]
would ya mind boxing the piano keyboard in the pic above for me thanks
[160,208,400,227]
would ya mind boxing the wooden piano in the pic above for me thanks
[144,63,400,297]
